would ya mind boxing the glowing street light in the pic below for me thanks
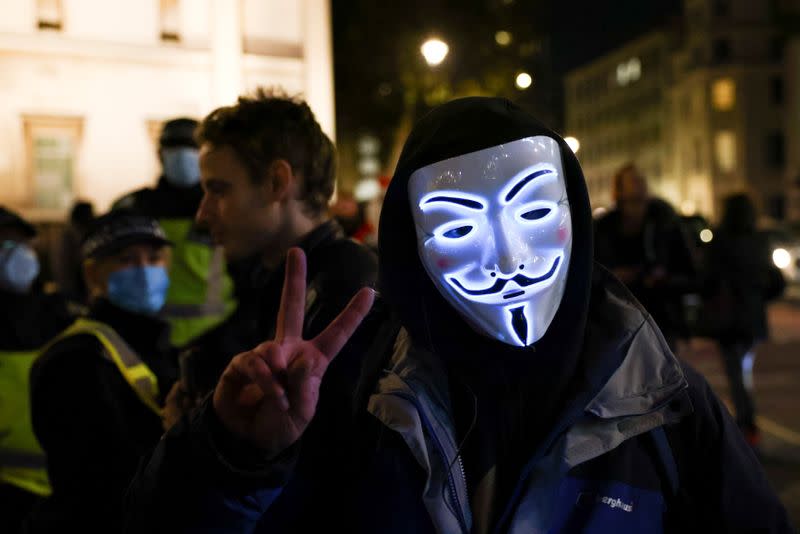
[421,38,449,66]
[515,72,532,89]
[564,136,580,153]
[495,31,512,46]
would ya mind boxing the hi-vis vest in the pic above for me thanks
[0,319,162,497]
[158,219,236,347]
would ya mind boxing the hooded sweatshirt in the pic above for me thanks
[378,97,594,524]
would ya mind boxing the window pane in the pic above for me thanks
[712,78,736,111]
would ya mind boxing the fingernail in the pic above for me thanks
[278,394,290,412]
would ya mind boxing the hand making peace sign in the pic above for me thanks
[212,247,375,456]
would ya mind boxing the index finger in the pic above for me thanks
[312,287,375,358]
[275,247,307,341]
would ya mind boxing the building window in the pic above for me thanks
[37,0,62,30]
[770,76,784,105]
[765,131,786,168]
[711,78,736,111]
[714,130,737,172]
[23,116,82,211]
[160,0,180,42]
[712,39,731,62]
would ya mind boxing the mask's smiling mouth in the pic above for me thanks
[448,256,561,297]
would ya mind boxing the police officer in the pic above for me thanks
[0,207,73,533]
[113,117,235,347]
[27,211,178,534]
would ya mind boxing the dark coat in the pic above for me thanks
[26,299,178,534]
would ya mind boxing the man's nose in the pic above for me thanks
[486,224,523,277]
[195,194,210,224]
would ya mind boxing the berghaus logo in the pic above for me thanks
[597,495,634,512]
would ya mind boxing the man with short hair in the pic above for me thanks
[163,89,377,457]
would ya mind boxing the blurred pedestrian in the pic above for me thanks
[113,117,235,348]
[26,211,178,534]
[594,163,697,350]
[705,193,780,448]
[0,207,74,534]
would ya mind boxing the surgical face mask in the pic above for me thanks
[162,147,201,187]
[107,265,170,315]
[409,136,572,347]
[0,241,40,294]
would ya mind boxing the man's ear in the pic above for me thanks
[264,159,294,202]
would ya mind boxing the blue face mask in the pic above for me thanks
[107,265,170,315]
[0,241,40,294]
[162,147,201,187]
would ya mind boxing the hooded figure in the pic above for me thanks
[123,98,790,534]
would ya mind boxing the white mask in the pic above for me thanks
[409,136,572,347]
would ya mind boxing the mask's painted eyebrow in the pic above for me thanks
[422,195,484,210]
[504,168,555,202]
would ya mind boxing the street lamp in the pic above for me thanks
[515,72,532,90]
[421,38,449,67]
[564,136,580,153]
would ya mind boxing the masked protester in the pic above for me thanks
[0,207,74,534]
[124,98,790,533]
[113,117,236,348]
[26,212,178,534]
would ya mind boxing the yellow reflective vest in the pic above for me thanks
[158,219,236,347]
[0,319,162,497]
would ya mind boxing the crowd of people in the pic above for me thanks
[0,90,793,533]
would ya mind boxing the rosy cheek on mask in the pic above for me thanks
[558,226,570,244]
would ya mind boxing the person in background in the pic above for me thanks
[113,117,235,348]
[0,207,74,534]
[26,211,178,534]
[706,193,777,449]
[594,164,697,350]
[51,200,94,303]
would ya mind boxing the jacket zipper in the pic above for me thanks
[393,391,469,534]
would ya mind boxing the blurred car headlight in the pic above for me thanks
[773,247,792,269]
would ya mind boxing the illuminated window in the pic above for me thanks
[160,0,180,42]
[714,130,736,172]
[615,58,642,86]
[37,0,62,30]
[23,116,82,211]
[712,78,736,110]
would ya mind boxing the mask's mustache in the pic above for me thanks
[449,256,561,296]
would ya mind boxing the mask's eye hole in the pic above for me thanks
[521,208,551,221]
[442,225,473,239]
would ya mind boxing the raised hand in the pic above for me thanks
[212,248,375,456]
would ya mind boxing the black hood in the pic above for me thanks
[377,97,595,516]
[378,97,593,363]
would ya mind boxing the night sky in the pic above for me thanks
[331,0,683,166]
